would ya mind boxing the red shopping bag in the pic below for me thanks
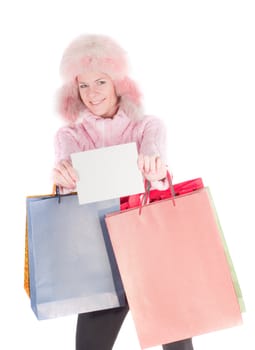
[120,177,204,210]
[105,184,242,349]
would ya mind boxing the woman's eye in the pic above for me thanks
[79,84,88,88]
[97,80,106,86]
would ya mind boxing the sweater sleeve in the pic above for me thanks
[138,116,167,163]
[138,116,170,190]
[54,126,83,164]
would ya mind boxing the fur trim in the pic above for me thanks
[115,77,143,120]
[119,95,144,121]
[56,82,85,123]
[60,34,129,81]
[57,34,143,122]
[114,77,141,105]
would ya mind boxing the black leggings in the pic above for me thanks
[76,305,193,350]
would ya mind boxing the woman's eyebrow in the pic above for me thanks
[95,77,106,81]
[79,78,106,82]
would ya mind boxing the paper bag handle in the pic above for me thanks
[139,172,176,214]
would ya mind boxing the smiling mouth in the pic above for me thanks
[90,99,105,105]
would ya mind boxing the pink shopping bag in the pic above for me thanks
[105,187,242,349]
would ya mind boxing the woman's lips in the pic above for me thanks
[90,99,106,105]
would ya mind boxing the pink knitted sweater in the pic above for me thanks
[54,108,168,190]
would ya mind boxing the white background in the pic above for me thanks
[0,0,254,349]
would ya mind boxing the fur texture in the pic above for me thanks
[57,34,143,122]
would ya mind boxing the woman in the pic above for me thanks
[53,34,193,350]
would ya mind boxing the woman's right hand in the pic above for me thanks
[52,159,78,189]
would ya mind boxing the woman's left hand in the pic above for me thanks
[137,154,167,182]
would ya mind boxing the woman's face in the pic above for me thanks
[77,71,118,118]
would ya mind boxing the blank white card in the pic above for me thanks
[71,143,145,205]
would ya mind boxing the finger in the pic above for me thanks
[137,154,144,171]
[60,160,79,181]
[53,170,74,189]
[143,155,151,173]
[67,164,79,182]
[53,161,77,188]
[55,160,70,174]
[56,160,78,183]
[155,156,163,171]
[149,156,156,174]
[156,157,167,179]
[53,168,76,189]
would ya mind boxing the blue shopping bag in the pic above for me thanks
[27,193,125,320]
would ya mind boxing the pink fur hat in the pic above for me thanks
[57,34,143,122]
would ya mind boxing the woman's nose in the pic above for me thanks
[87,87,99,98]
